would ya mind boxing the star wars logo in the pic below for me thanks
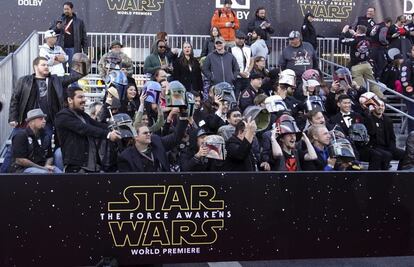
[107,0,165,16]
[101,185,231,256]
[297,0,355,23]
[215,0,250,20]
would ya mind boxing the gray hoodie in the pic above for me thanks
[202,51,240,85]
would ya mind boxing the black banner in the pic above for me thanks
[1,171,414,266]
[0,0,409,45]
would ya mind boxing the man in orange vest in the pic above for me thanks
[211,0,240,47]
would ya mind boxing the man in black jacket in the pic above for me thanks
[50,1,88,63]
[247,7,274,43]
[1,56,84,173]
[8,56,83,130]
[225,118,258,171]
[118,116,188,172]
[180,128,225,172]
[10,109,61,174]
[55,87,121,173]
[365,100,404,164]
[330,95,363,136]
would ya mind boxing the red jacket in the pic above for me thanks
[211,9,240,42]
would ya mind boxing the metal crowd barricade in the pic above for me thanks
[0,54,14,157]
[38,32,350,75]
[0,31,38,159]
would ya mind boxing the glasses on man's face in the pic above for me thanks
[215,42,223,45]
[158,46,166,49]
[141,131,152,135]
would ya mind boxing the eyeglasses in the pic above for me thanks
[215,42,223,45]
[158,46,166,49]
[141,131,152,135]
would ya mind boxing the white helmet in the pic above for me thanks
[359,91,382,111]
[279,69,296,87]
[303,79,320,88]
[264,95,288,113]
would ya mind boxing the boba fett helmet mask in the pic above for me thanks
[108,113,137,138]
[203,135,226,160]
[305,95,325,112]
[143,81,162,104]
[166,81,187,107]
[264,95,288,113]
[71,53,91,75]
[274,114,302,139]
[212,82,236,106]
[349,123,370,145]
[243,105,271,132]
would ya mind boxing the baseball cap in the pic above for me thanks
[44,30,59,39]
[215,36,225,44]
[235,30,246,39]
[288,31,301,40]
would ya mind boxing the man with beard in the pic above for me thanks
[247,7,274,45]
[250,27,269,59]
[144,39,173,75]
[55,87,121,173]
[50,1,87,63]
[9,109,62,174]
[98,40,133,79]
[364,100,404,165]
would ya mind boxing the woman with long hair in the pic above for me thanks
[251,56,269,78]
[201,27,221,57]
[172,42,203,93]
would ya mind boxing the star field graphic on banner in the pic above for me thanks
[1,172,414,266]
[0,1,407,43]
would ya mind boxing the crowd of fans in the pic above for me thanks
[4,1,414,174]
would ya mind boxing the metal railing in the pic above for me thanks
[0,54,13,152]
[38,32,350,74]
[0,31,39,153]
[320,57,414,135]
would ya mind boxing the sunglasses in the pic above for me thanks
[158,46,166,49]
[215,42,223,45]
